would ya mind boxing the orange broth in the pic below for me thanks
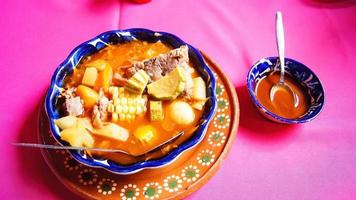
[255,71,310,119]
[64,40,203,164]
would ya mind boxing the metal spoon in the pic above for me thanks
[270,11,298,107]
[12,131,184,157]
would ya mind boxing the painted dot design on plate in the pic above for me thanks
[55,150,67,155]
[97,178,117,196]
[197,150,216,166]
[213,72,219,80]
[78,168,98,185]
[120,184,139,200]
[143,182,162,199]
[217,97,229,112]
[213,113,231,129]
[208,131,227,147]
[163,175,183,193]
[64,157,81,171]
[215,83,225,97]
[181,165,200,183]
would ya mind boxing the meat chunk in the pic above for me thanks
[129,61,163,81]
[125,45,189,81]
[59,87,76,99]
[65,96,84,116]
[98,95,109,114]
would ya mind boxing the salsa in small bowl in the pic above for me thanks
[247,57,324,124]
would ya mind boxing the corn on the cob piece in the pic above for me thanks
[109,86,119,99]
[107,86,147,122]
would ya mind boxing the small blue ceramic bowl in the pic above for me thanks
[45,29,217,174]
[247,57,325,124]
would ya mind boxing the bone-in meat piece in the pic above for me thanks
[125,45,189,81]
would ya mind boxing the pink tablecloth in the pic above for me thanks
[1,0,356,199]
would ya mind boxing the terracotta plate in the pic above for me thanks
[38,53,239,200]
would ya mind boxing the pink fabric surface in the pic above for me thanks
[1,0,356,199]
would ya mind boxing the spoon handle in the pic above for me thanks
[12,142,128,153]
[276,11,285,83]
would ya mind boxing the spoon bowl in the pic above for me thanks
[270,78,299,108]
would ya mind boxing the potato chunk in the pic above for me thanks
[82,129,94,147]
[60,128,83,147]
[95,65,113,88]
[85,59,108,71]
[82,67,98,87]
[191,100,207,111]
[93,123,129,142]
[76,117,95,147]
[55,116,77,130]
[168,101,195,126]
[76,85,99,108]
[192,77,206,100]
[76,117,94,131]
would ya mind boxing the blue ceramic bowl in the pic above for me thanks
[45,29,217,174]
[247,57,325,124]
